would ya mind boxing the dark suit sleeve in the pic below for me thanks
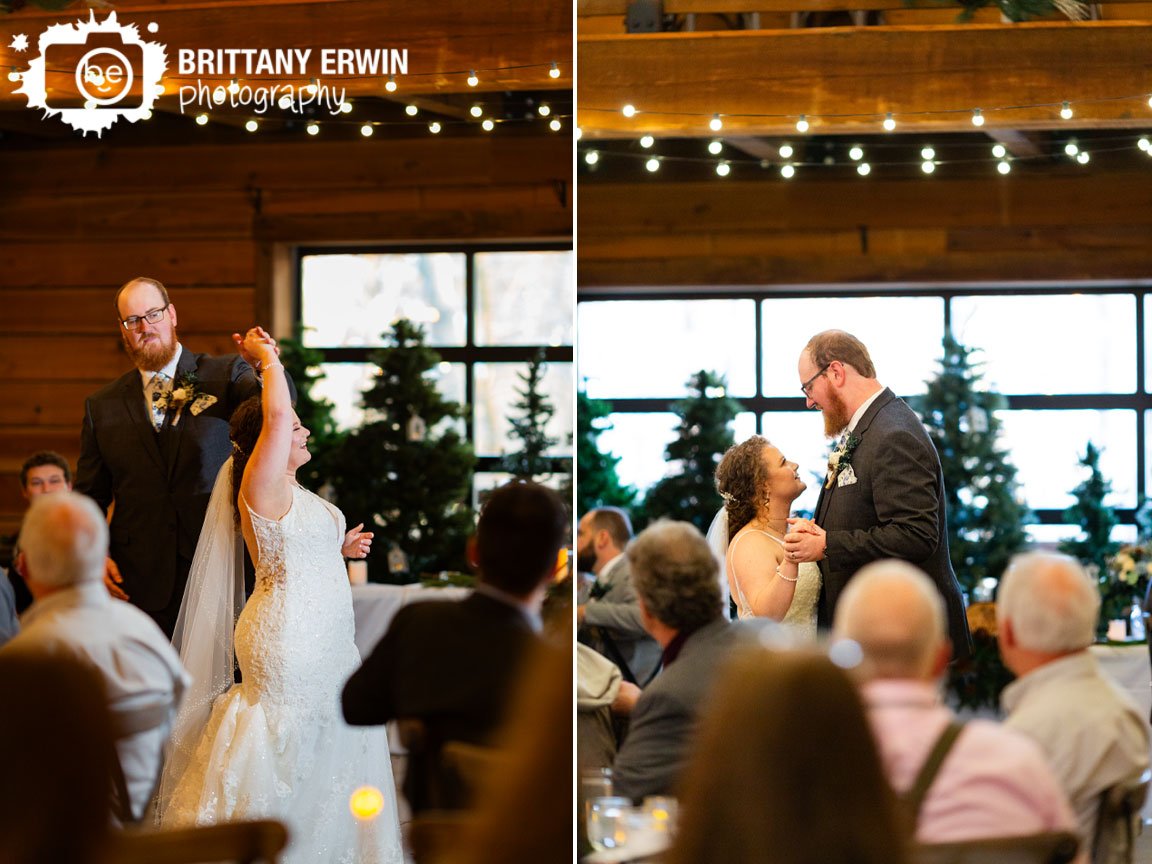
[342,619,400,726]
[826,427,941,571]
[612,686,690,802]
[228,355,298,405]
[74,396,112,513]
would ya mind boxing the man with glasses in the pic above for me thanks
[784,330,971,659]
[75,276,274,637]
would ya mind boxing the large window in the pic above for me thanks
[577,286,1150,536]
[301,245,573,503]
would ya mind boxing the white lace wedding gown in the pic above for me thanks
[728,529,821,640]
[163,484,403,864]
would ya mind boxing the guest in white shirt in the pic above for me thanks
[998,552,1151,858]
[0,491,189,823]
[834,559,1078,845]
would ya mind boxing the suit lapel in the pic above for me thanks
[121,374,166,473]
[163,350,199,479]
[814,388,894,523]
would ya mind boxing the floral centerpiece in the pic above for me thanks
[1100,542,1152,628]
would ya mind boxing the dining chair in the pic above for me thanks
[913,830,1080,864]
[1091,769,1151,864]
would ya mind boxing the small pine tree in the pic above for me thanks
[576,390,635,515]
[641,370,744,534]
[502,349,558,481]
[1060,442,1124,624]
[911,334,1030,595]
[277,326,346,494]
[330,319,477,582]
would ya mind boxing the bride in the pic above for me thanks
[709,436,820,639]
[157,327,402,864]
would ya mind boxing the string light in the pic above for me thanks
[360,124,374,137]
[538,104,551,117]
[228,79,240,95]
[992,144,1007,158]
[549,62,561,79]
[997,160,1011,174]
[1065,140,1079,156]
[781,164,796,179]
[340,101,353,114]
[857,163,871,176]
[716,160,731,177]
[481,118,495,131]
[882,112,896,132]
[920,146,935,160]
[278,95,293,110]
[6,68,20,82]
[575,127,583,140]
[470,105,483,118]
[305,78,318,96]
[1060,101,1073,120]
[796,114,809,133]
[848,145,863,161]
[585,150,600,165]
[195,113,208,125]
[646,156,660,172]
[1139,137,1150,152]
[245,119,259,132]
[429,121,442,134]
[549,118,561,132]
[921,160,936,174]
[306,121,320,135]
[622,104,637,118]
[708,139,723,155]
[1147,94,1152,109]
[385,76,397,93]
[1077,150,1090,164]
[467,70,479,87]
[405,105,418,116]
[640,135,655,148]
[709,113,723,132]
[141,109,152,120]
[971,108,984,127]
[778,144,794,159]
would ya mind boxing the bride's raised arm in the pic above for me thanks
[234,327,293,519]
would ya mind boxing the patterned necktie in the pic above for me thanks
[148,372,170,431]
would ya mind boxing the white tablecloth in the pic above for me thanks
[1090,643,1152,820]
[351,583,471,659]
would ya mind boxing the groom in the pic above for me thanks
[783,330,971,659]
[75,277,280,638]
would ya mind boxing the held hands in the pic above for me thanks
[232,326,280,371]
[342,523,374,559]
[783,517,827,564]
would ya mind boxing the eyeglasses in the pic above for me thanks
[801,363,831,396]
[121,305,169,330]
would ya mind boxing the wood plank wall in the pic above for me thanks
[577,170,1152,287]
[0,134,572,536]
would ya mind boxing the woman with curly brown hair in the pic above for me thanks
[710,436,819,637]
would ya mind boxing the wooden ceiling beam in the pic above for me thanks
[577,22,1152,137]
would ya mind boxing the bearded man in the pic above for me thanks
[75,277,276,637]
[783,330,971,659]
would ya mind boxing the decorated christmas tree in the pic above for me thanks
[330,319,476,582]
[502,349,558,481]
[911,334,1030,596]
[641,370,744,534]
[576,389,635,515]
[277,326,346,494]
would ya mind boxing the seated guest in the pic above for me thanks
[578,643,640,772]
[612,519,733,802]
[834,559,1077,843]
[0,492,188,823]
[998,552,1150,857]
[577,507,662,685]
[667,648,909,864]
[1,450,74,613]
[0,652,117,864]
[0,565,17,646]
[342,480,568,814]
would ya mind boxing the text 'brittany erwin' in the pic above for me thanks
[176,48,409,77]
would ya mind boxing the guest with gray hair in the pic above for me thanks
[998,552,1150,858]
[611,520,734,802]
[835,559,1077,844]
[0,492,189,823]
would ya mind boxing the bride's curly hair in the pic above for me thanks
[715,436,772,541]
[229,395,264,524]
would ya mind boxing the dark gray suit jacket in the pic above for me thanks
[815,388,971,659]
[612,618,733,802]
[75,349,262,612]
[582,555,663,684]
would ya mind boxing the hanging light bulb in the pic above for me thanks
[997,160,1011,175]
[428,121,442,134]
[195,113,209,125]
[921,160,936,174]
[640,135,655,148]
[481,118,495,131]
[549,62,561,79]
[306,121,320,135]
[992,144,1007,159]
[1139,137,1150,152]
[848,145,864,161]
[1060,101,1073,120]
[228,78,240,95]
[385,76,397,93]
[708,139,722,155]
[405,104,418,116]
[622,104,637,118]
[778,144,794,159]
[549,118,561,132]
[971,108,985,127]
[882,112,896,132]
[575,127,583,140]
[470,105,483,118]
[360,124,374,137]
[857,163,871,176]
[467,70,479,87]
[781,163,796,179]
[920,146,935,161]
[538,104,551,117]
[245,119,259,133]
[1077,150,1090,164]
[339,101,353,114]
[709,113,723,132]
[716,161,731,177]
[1065,140,1079,157]
[305,78,318,96]
[585,150,600,165]
[646,156,660,172]
[796,114,809,133]
[6,69,20,82]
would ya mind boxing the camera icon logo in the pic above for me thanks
[14,12,166,136]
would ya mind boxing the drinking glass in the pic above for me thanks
[586,796,632,852]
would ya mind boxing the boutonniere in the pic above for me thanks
[825,431,862,489]
[155,371,210,427]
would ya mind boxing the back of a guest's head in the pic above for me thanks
[18,491,108,590]
[477,481,568,597]
[833,560,948,682]
[585,507,633,550]
[627,520,722,631]
[997,552,1099,653]
[667,648,909,864]
[804,329,878,379]
[0,653,115,864]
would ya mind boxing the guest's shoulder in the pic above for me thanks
[963,717,1062,769]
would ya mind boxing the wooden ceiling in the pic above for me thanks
[578,0,1152,137]
[0,0,572,141]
